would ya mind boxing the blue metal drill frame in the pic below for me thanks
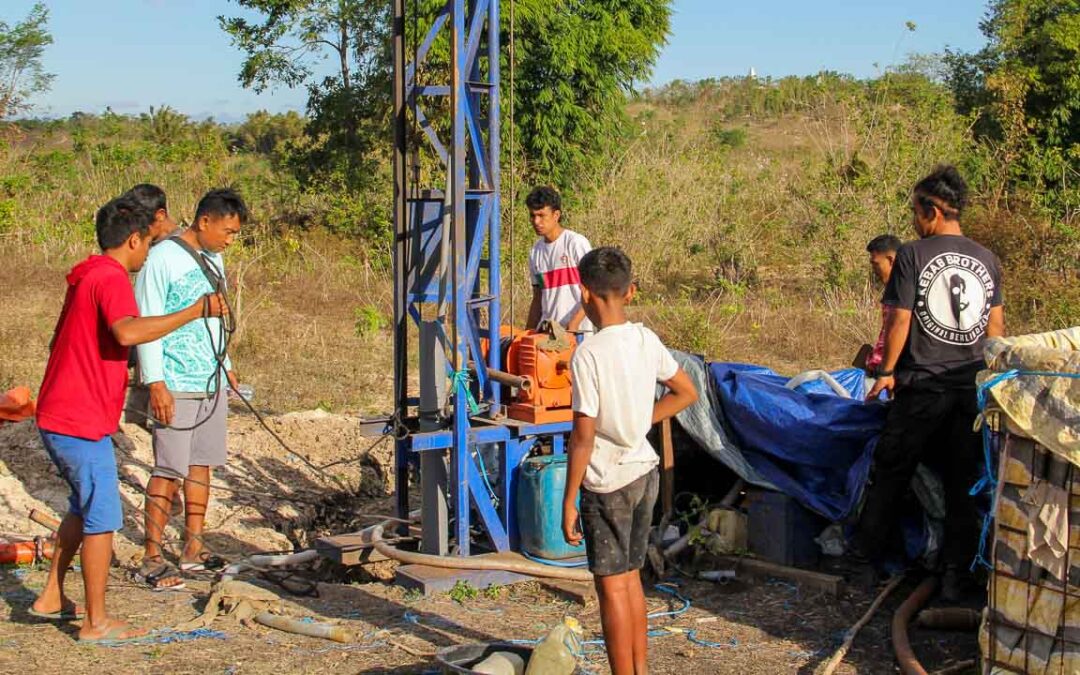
[392,0,572,557]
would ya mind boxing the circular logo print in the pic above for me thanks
[915,252,994,345]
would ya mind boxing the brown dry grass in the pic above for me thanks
[0,231,397,415]
[4,91,1073,413]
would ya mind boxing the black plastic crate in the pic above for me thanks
[746,488,823,568]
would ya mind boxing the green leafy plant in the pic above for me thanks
[448,580,478,603]
[353,305,389,338]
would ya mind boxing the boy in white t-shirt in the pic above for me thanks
[561,247,698,675]
[525,186,593,333]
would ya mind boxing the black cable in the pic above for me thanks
[123,249,352,487]
[124,252,229,433]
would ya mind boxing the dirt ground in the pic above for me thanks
[0,410,977,674]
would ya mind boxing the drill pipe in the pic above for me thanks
[485,368,532,391]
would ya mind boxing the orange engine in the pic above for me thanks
[494,323,576,424]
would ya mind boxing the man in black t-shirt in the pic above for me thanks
[855,165,1005,599]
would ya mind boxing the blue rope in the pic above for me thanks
[505,583,731,658]
[472,445,499,508]
[449,369,499,506]
[687,632,739,649]
[97,628,228,648]
[969,368,1080,570]
[451,369,480,415]
[648,583,691,620]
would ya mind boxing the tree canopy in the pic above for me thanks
[0,3,53,119]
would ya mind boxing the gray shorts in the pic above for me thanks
[580,469,659,577]
[152,392,228,478]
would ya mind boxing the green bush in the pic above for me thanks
[0,199,16,234]
[353,305,389,338]
[710,125,747,150]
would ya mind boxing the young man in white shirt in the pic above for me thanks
[562,247,698,675]
[525,186,592,333]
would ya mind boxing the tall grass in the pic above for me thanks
[3,75,1078,410]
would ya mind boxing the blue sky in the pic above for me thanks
[8,0,991,121]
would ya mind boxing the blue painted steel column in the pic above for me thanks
[451,0,472,556]
[487,0,502,407]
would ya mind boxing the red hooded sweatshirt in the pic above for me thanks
[37,255,139,440]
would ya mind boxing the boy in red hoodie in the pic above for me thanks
[32,196,226,644]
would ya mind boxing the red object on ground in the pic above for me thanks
[0,387,35,424]
[0,537,54,565]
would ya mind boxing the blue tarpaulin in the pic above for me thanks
[708,362,889,522]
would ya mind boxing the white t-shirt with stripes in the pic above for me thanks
[528,229,594,332]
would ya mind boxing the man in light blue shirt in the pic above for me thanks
[135,188,246,589]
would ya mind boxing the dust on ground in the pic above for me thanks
[0,409,976,674]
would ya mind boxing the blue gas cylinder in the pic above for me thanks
[516,454,587,560]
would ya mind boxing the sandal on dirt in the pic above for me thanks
[138,557,186,592]
[78,622,149,646]
[179,552,227,572]
[28,605,84,620]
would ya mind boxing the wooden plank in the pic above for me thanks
[395,551,536,595]
[315,528,390,566]
[660,419,674,517]
[718,556,844,597]
[539,578,596,606]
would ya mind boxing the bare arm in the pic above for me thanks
[987,305,1005,339]
[562,412,596,546]
[527,286,542,330]
[652,368,698,424]
[566,304,587,332]
[866,307,912,400]
[110,293,226,347]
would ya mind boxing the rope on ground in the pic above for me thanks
[503,582,734,657]
[95,628,228,648]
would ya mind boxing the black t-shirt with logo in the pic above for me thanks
[882,234,1003,389]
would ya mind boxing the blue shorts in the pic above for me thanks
[39,431,123,534]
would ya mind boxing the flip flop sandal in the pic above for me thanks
[78,623,149,646]
[138,558,186,592]
[179,552,227,572]
[28,606,84,620]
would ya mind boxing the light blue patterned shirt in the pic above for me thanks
[135,238,231,393]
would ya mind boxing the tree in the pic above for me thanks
[945,0,1080,205]
[221,0,670,234]
[230,110,306,155]
[505,0,671,191]
[0,3,54,119]
[220,0,390,189]
[981,0,1080,151]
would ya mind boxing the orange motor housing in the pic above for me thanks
[489,324,576,424]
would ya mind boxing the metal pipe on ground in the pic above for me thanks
[892,576,938,675]
[222,549,321,581]
[253,612,352,643]
[915,607,981,632]
[29,509,60,532]
[370,521,592,582]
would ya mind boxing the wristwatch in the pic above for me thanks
[874,366,894,378]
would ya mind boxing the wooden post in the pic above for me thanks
[661,419,674,517]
